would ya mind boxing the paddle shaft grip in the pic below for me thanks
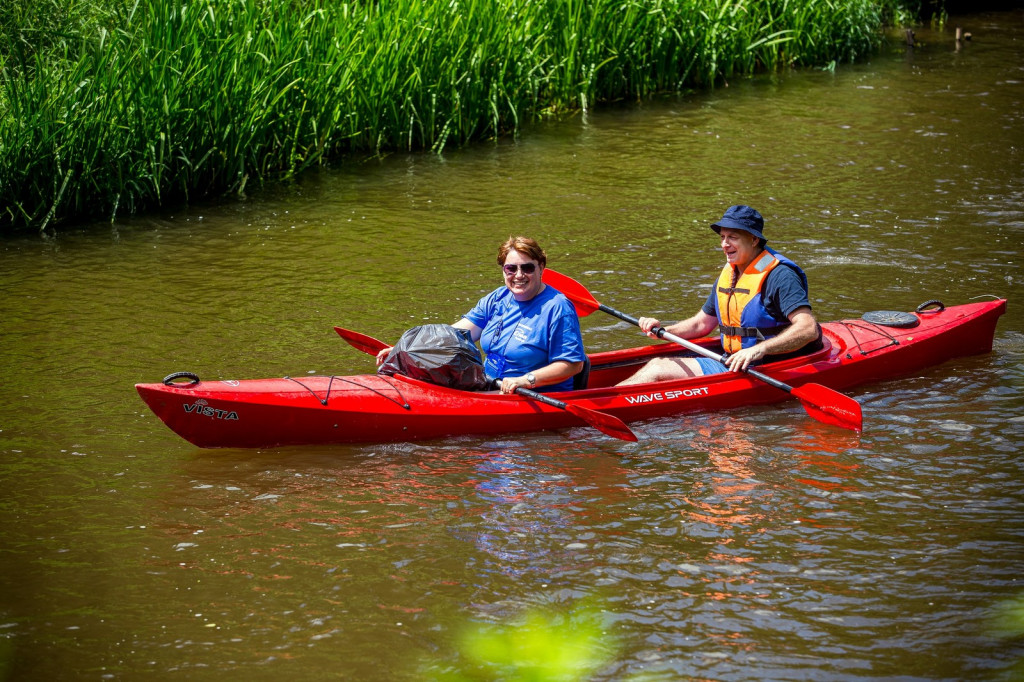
[489,379,568,408]
[514,386,568,409]
[601,303,796,396]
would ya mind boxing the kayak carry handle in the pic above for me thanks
[163,371,200,386]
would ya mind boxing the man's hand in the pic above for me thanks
[637,317,663,338]
[724,344,767,372]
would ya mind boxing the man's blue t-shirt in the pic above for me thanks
[464,285,585,392]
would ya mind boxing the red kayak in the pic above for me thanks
[136,298,1006,448]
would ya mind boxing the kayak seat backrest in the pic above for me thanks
[573,356,591,391]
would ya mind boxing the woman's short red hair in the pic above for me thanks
[496,236,546,267]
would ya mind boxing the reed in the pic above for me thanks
[0,0,922,233]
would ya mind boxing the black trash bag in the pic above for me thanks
[378,324,489,390]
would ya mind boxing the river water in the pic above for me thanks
[2,11,1023,681]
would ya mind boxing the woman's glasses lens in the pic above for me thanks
[502,263,537,275]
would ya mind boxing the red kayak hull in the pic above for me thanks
[136,298,1006,448]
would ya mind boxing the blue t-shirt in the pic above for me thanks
[464,285,585,392]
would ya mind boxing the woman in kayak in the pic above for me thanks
[377,236,586,394]
[618,205,823,385]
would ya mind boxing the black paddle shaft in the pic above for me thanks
[488,378,575,409]
[514,386,570,409]
[598,303,795,396]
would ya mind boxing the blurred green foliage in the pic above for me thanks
[426,599,618,681]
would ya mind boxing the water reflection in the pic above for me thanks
[681,418,766,529]
[466,448,577,575]
[156,438,636,599]
[785,422,863,497]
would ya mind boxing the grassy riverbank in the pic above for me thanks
[1,0,926,233]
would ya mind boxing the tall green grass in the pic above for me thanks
[0,0,921,233]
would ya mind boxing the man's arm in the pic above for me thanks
[724,306,818,371]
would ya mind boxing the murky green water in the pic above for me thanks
[2,12,1023,681]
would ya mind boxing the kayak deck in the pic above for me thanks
[136,298,1006,448]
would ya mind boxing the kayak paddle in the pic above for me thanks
[507,385,637,442]
[333,326,638,442]
[334,326,391,357]
[542,269,863,432]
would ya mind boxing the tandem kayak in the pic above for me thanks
[136,297,1006,448]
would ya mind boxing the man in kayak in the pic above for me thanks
[618,205,822,385]
[378,236,586,394]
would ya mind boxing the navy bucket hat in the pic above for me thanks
[711,205,766,244]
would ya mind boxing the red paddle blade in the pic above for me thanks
[565,404,638,442]
[542,269,600,317]
[335,327,389,355]
[792,383,863,432]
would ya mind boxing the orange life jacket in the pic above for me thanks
[714,250,793,354]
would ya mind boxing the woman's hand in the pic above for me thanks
[375,346,393,366]
[499,375,531,394]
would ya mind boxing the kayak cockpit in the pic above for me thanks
[581,335,841,391]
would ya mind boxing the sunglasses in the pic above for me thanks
[502,263,538,275]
